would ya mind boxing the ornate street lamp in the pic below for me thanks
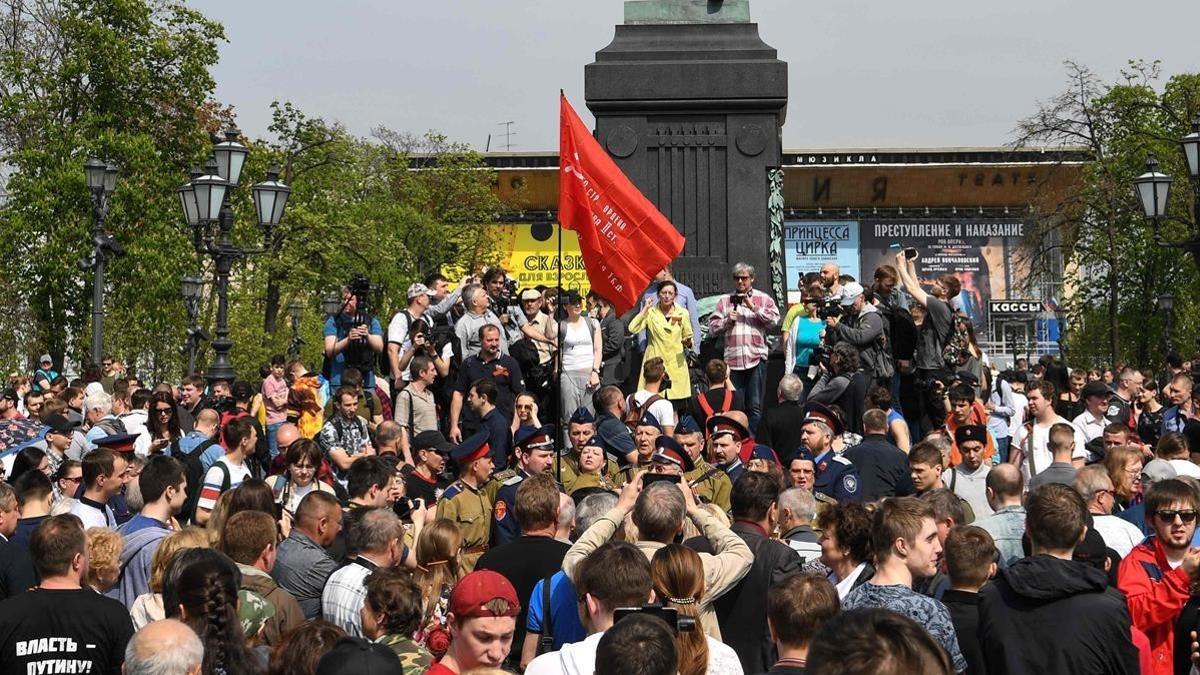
[287,300,303,359]
[178,125,290,383]
[181,275,207,375]
[79,157,121,368]
[322,293,342,319]
[1134,118,1200,375]
[1158,292,1175,355]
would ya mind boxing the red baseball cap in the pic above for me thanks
[449,570,520,619]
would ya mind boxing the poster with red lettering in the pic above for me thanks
[558,93,685,315]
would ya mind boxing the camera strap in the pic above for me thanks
[537,572,555,654]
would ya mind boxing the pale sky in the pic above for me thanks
[192,0,1200,151]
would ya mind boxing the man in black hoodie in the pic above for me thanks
[978,483,1140,674]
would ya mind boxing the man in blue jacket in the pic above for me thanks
[110,456,187,608]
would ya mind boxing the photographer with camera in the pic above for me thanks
[825,282,894,390]
[561,471,753,639]
[706,263,780,433]
[483,268,556,350]
[323,279,384,389]
[386,283,449,389]
[807,342,868,436]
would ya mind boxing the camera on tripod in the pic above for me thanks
[339,273,381,372]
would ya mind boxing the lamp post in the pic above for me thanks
[287,300,303,359]
[177,124,290,384]
[1134,116,1200,378]
[181,275,207,375]
[79,158,120,368]
[1158,292,1175,355]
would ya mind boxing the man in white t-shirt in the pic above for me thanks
[68,448,128,529]
[386,283,431,385]
[627,357,676,436]
[1015,380,1087,481]
[194,416,256,525]
[1072,381,1112,452]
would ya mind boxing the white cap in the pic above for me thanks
[839,282,864,306]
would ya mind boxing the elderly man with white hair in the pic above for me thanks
[454,282,507,358]
[83,390,125,442]
[124,619,203,675]
[777,487,821,564]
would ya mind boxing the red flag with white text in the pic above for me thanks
[558,93,684,315]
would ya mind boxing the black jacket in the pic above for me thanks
[758,400,806,462]
[978,554,1139,675]
[942,589,986,675]
[842,434,916,501]
[711,522,802,674]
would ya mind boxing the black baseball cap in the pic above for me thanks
[315,637,402,675]
[412,430,454,454]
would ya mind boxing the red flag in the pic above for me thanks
[558,93,684,315]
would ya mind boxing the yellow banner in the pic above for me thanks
[490,224,591,293]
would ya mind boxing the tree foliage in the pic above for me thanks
[1016,60,1200,368]
[0,1,505,381]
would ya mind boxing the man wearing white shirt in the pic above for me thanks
[1074,465,1146,558]
[1072,381,1112,463]
[385,283,431,386]
[67,449,128,529]
[1155,433,1200,479]
[627,358,677,436]
[1015,381,1087,480]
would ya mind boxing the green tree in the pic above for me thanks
[1016,60,1200,368]
[0,0,224,378]
[217,104,505,376]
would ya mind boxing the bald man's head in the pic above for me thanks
[275,423,300,451]
[986,463,1024,500]
[125,619,203,675]
[195,408,219,435]
[726,410,750,429]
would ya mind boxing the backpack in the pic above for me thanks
[941,312,974,369]
[179,438,221,524]
[625,393,663,432]
[694,388,733,422]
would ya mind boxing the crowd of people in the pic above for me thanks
[0,256,1199,674]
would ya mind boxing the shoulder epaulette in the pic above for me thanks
[832,455,853,466]
[502,473,523,487]
[442,482,464,500]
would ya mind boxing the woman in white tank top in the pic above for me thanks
[558,290,603,431]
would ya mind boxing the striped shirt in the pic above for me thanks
[196,457,251,512]
[706,288,780,370]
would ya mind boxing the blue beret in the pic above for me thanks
[675,415,701,435]
[569,407,596,425]
[636,411,662,432]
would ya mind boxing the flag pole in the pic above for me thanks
[555,90,564,484]
[555,212,564,483]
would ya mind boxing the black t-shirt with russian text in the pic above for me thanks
[0,587,134,675]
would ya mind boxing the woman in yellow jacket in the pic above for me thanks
[629,280,693,400]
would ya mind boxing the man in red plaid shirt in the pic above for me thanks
[707,262,780,433]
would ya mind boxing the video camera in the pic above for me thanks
[612,604,697,635]
[816,296,843,320]
[340,273,382,372]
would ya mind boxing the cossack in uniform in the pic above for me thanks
[436,430,494,572]
[490,424,556,547]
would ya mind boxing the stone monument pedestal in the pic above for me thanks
[585,0,787,298]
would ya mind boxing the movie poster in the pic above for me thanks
[782,220,860,304]
[858,219,1028,339]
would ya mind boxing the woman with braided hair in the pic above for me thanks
[163,548,263,675]
[413,518,464,660]
[650,544,744,675]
